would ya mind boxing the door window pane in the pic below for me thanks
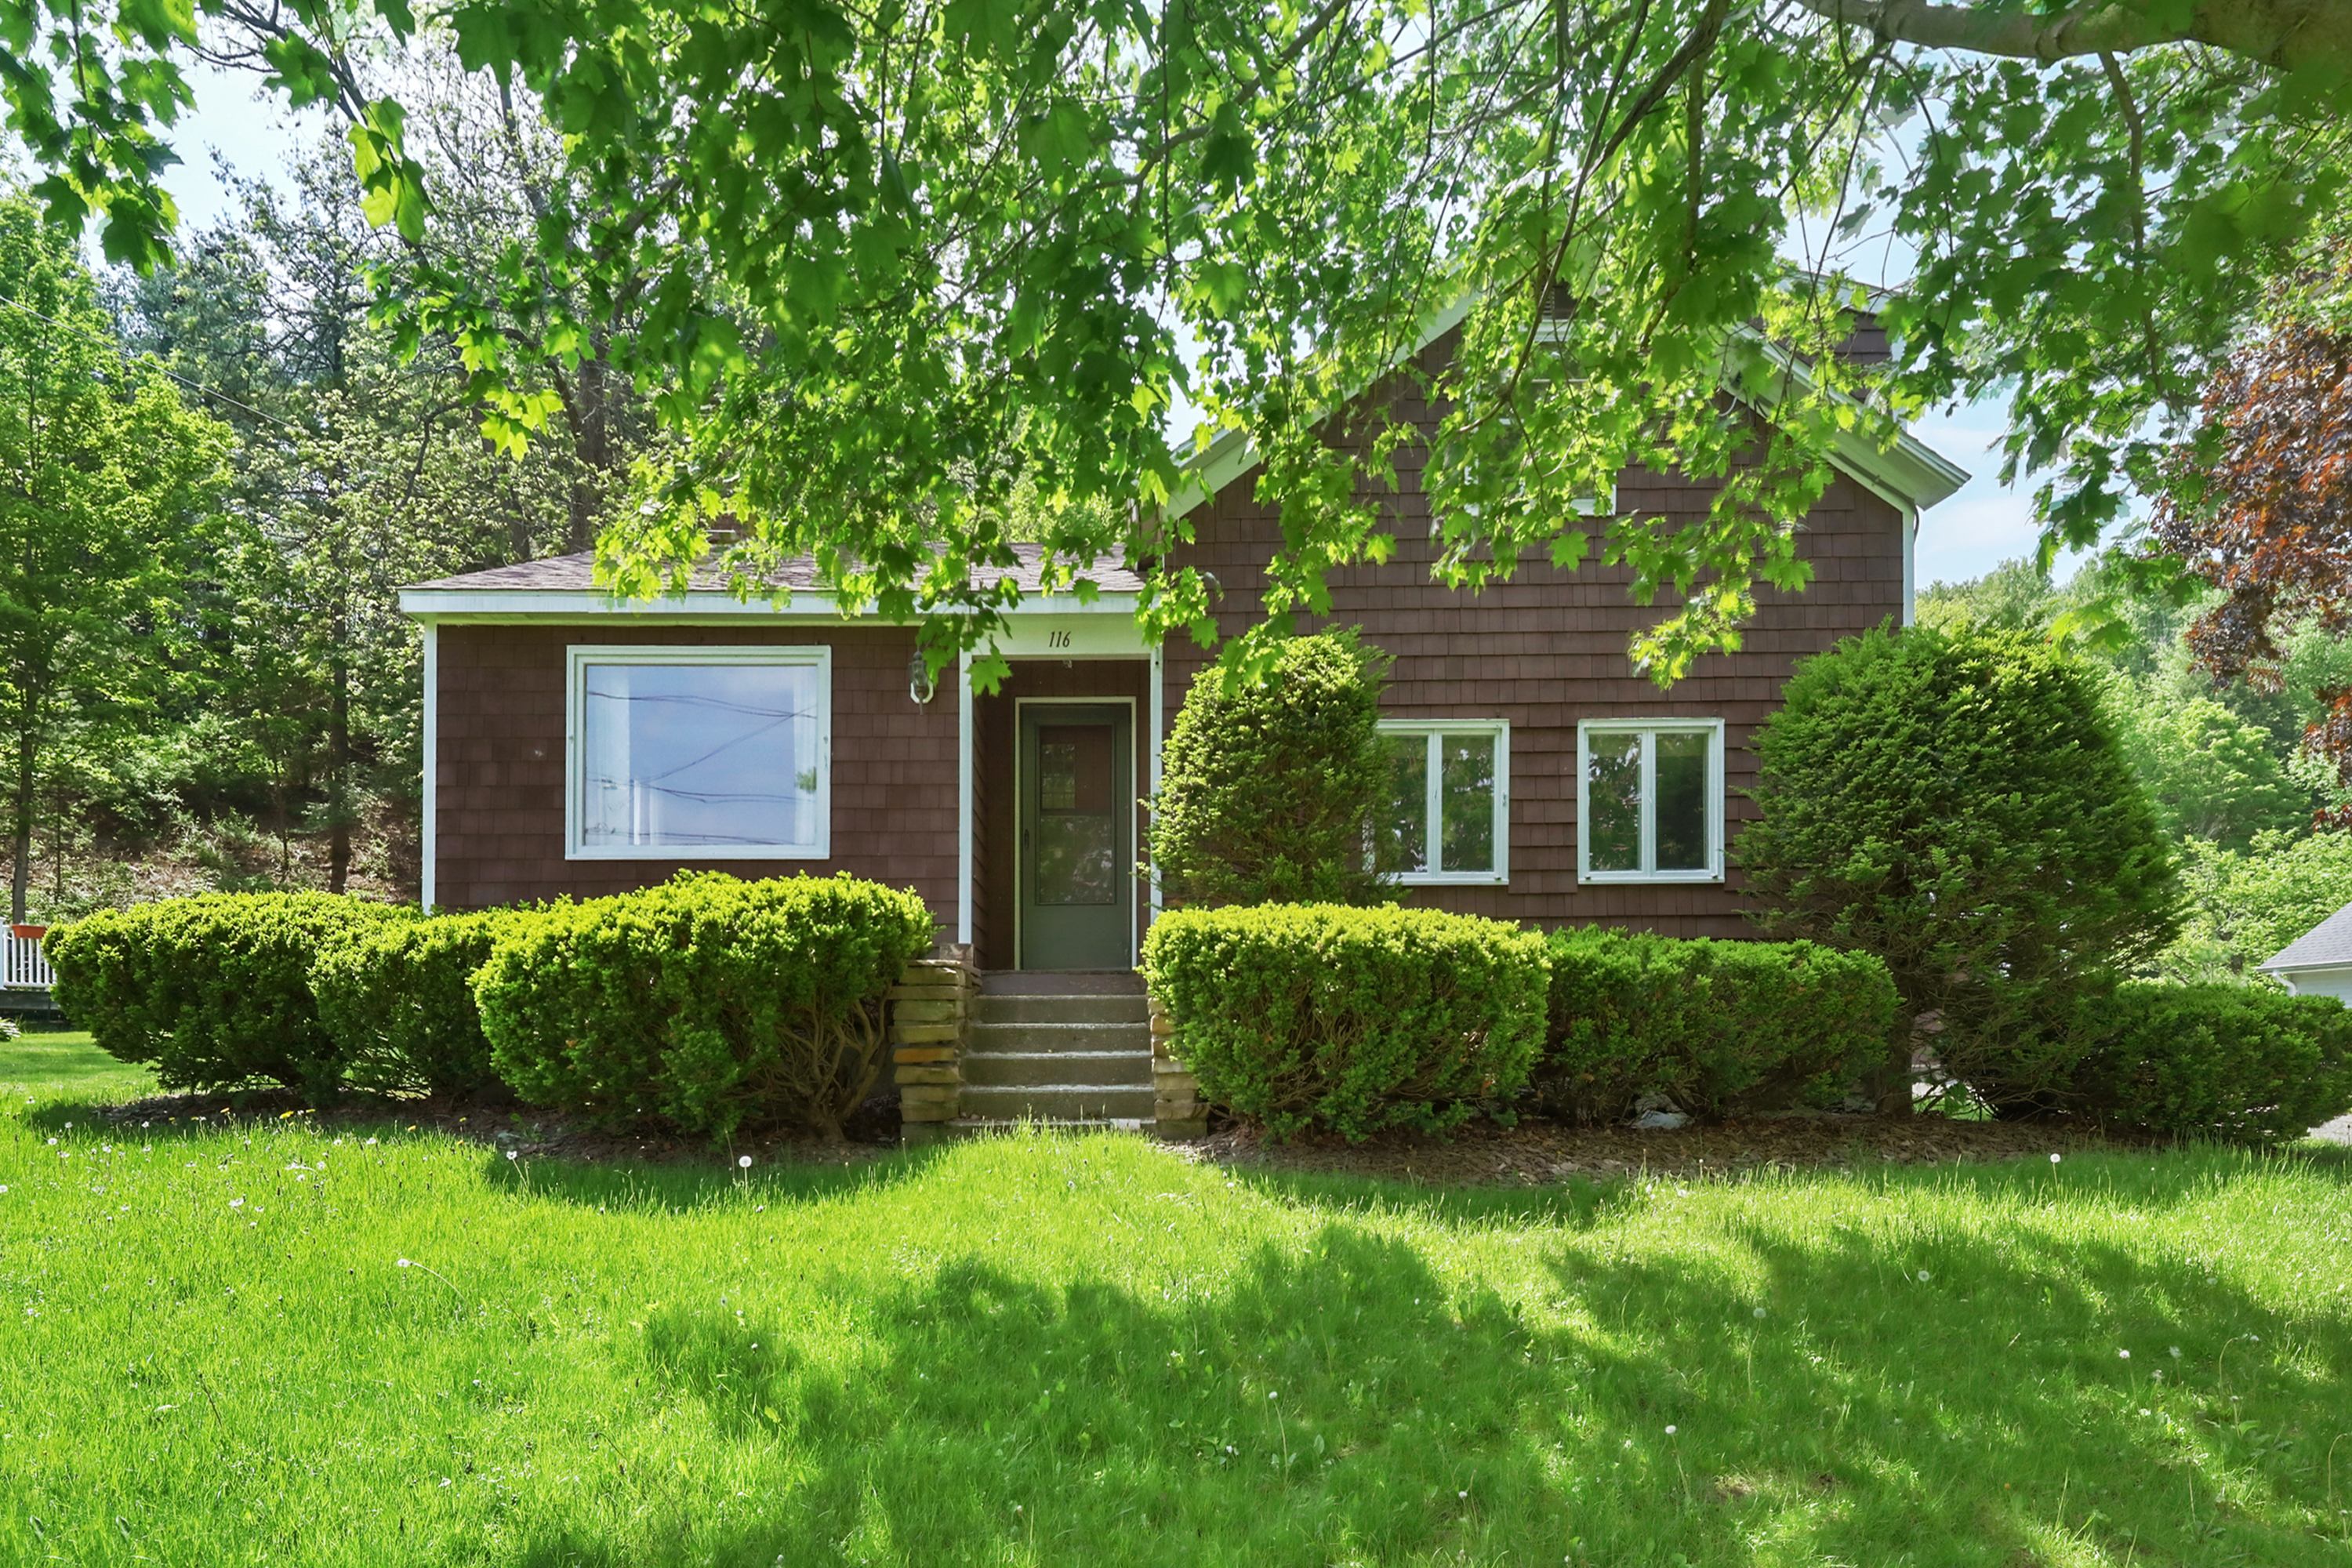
[580,661,821,851]
[1385,732,1429,873]
[1653,731,1710,870]
[1033,725,1116,906]
[1584,732,1643,873]
[1439,733,1495,873]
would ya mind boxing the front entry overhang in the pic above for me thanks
[956,608,1161,954]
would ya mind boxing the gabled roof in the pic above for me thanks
[1162,298,1969,521]
[2262,902,2352,973]
[405,543,1145,599]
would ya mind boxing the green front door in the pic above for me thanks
[1018,704,1133,969]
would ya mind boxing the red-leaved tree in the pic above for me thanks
[2151,274,2352,808]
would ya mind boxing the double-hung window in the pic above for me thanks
[567,645,831,859]
[1379,720,1509,884]
[1577,718,1724,882]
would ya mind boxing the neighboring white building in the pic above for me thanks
[2259,902,2352,1003]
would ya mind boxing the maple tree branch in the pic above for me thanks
[1792,0,2352,73]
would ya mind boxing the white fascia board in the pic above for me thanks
[1163,294,1479,521]
[2259,958,2352,975]
[398,589,1142,623]
[1732,333,1970,511]
[1161,302,1970,523]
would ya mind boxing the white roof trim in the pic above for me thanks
[397,588,1142,623]
[1161,299,1968,521]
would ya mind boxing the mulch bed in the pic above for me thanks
[77,1083,2154,1185]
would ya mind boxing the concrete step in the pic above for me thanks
[971,993,1150,1025]
[961,1048,1152,1090]
[967,1022,1152,1058]
[959,1083,1156,1121]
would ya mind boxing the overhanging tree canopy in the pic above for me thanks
[4,0,2344,678]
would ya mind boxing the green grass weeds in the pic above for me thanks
[1,1095,2348,1566]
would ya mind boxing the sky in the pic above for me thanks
[143,63,2049,588]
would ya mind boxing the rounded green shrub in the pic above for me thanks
[2068,982,2352,1142]
[310,909,544,1099]
[46,892,415,1098]
[1147,628,1399,907]
[472,871,936,1141]
[1738,621,2180,1110]
[1541,927,1896,1123]
[1142,903,1548,1140]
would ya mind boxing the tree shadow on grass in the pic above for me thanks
[495,1204,2352,1568]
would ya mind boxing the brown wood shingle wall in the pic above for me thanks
[432,624,958,924]
[1159,346,1909,940]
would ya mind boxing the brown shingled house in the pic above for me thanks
[398,322,1965,978]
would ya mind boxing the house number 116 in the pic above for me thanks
[1046,630,1072,648]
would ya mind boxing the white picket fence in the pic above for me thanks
[4,931,53,990]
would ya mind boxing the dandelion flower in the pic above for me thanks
[0,1185,9,1194]
[2118,1348,2130,1359]
[506,1150,517,1162]
[1665,1425,1677,1435]
[1918,1270,1932,1282]
[1753,1307,1767,1319]
[1457,1490,1468,1500]
[2169,1346,2182,1359]
[229,1198,243,1208]
[397,1258,412,1268]
[2049,1153,2061,1164]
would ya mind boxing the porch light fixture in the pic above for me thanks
[909,649,938,705]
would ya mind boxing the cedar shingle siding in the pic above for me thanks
[1159,351,1907,940]
[423,347,1916,946]
[432,624,958,924]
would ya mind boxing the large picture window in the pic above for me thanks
[1378,720,1509,884]
[567,646,830,859]
[1577,719,1724,882]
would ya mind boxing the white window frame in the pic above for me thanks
[565,644,833,861]
[1377,719,1510,886]
[1576,718,1726,884]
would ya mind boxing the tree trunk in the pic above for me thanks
[1877,1025,1915,1117]
[328,639,350,894]
[10,689,35,927]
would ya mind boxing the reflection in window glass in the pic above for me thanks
[1385,733,1428,873]
[580,662,822,851]
[1440,733,1494,873]
[1654,731,1710,870]
[1585,732,1643,873]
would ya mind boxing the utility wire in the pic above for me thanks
[0,289,305,433]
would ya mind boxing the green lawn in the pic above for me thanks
[2,1083,2349,1565]
[0,1029,153,1104]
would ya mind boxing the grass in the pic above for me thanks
[0,1029,152,1103]
[1,1089,2349,1566]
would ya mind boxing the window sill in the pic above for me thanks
[567,845,831,862]
[1578,869,1723,885]
[1393,872,1509,887]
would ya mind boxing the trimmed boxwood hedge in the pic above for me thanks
[47,892,414,1098]
[1540,927,1898,1123]
[472,871,935,1140]
[1143,903,1549,1140]
[2066,982,2352,1143]
[310,909,544,1098]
